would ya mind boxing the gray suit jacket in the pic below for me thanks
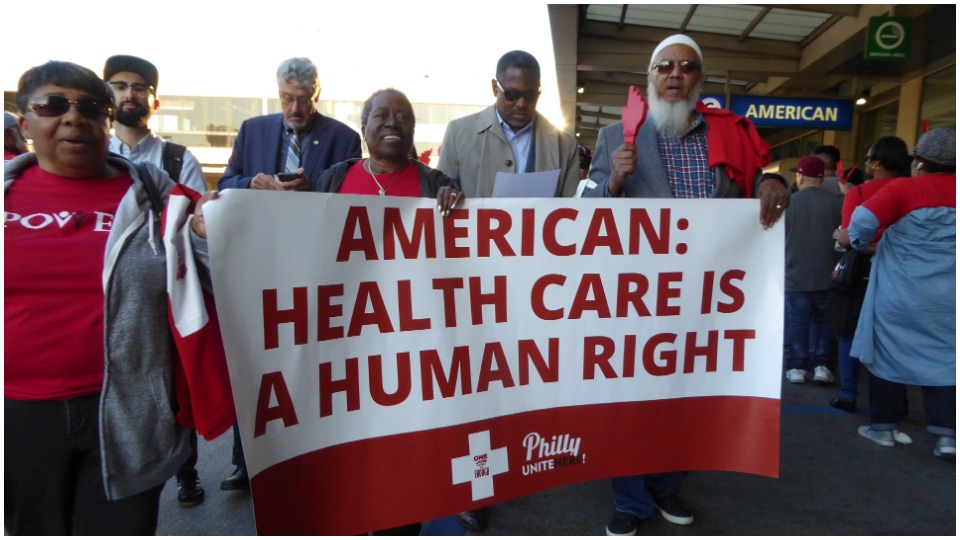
[437,105,579,198]
[584,119,759,199]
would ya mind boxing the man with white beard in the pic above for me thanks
[584,35,790,536]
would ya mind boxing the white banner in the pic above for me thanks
[205,191,784,534]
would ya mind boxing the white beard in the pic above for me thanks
[647,81,701,138]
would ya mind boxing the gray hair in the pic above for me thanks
[276,58,320,97]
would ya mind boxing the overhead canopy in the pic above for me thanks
[549,4,956,148]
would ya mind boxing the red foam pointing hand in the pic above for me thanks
[622,85,648,145]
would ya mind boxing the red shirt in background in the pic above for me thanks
[5,165,132,400]
[841,177,896,244]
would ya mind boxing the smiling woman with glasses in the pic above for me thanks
[4,60,217,535]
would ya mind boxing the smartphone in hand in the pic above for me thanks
[276,172,299,182]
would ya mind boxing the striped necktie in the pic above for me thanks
[285,131,300,173]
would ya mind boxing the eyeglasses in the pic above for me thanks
[650,60,701,75]
[107,81,154,96]
[27,96,112,120]
[280,94,315,106]
[495,80,540,102]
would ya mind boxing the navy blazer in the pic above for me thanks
[218,113,361,190]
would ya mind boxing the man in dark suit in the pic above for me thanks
[218,57,360,191]
[217,58,360,492]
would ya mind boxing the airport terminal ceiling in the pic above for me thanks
[550,4,957,148]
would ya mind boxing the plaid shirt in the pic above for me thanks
[657,114,713,199]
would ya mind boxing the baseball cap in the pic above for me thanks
[103,55,159,92]
[790,156,825,178]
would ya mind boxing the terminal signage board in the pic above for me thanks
[865,17,912,60]
[701,95,853,130]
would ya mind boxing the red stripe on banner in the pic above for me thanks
[250,395,779,535]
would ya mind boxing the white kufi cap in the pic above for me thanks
[649,34,703,71]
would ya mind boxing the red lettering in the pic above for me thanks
[263,287,308,350]
[336,206,378,262]
[317,284,344,341]
[477,209,515,257]
[442,210,470,258]
[530,274,565,320]
[616,273,651,317]
[319,358,360,417]
[254,371,299,437]
[642,333,677,376]
[469,276,507,325]
[420,346,473,399]
[718,270,746,313]
[477,342,516,392]
[656,272,683,316]
[518,338,559,385]
[583,336,618,379]
[683,330,719,373]
[433,277,465,327]
[628,208,670,254]
[347,282,394,337]
[398,280,430,331]
[700,271,715,314]
[521,208,535,256]
[569,274,612,319]
[581,208,624,255]
[383,208,436,260]
[543,208,578,256]
[368,353,412,406]
[725,329,756,371]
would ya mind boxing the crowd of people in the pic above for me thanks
[4,32,954,536]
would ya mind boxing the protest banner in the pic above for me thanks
[204,191,784,535]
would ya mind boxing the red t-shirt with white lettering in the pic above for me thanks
[5,164,132,400]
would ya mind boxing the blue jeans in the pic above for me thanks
[837,335,860,400]
[868,374,956,437]
[4,395,162,535]
[784,291,834,371]
[611,472,689,519]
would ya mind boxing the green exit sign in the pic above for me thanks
[865,17,911,60]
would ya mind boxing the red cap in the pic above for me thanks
[790,156,825,178]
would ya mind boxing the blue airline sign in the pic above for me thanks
[701,95,854,130]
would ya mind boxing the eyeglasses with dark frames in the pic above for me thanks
[650,60,701,75]
[27,96,112,120]
[495,80,541,103]
[107,81,154,96]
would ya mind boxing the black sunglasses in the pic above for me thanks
[650,60,701,75]
[495,80,540,102]
[28,96,112,120]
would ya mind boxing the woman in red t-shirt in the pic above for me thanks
[311,88,461,535]
[4,60,213,535]
[313,88,462,211]
[828,136,912,413]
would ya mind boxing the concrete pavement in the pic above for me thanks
[156,378,956,535]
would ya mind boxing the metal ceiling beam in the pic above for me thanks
[750,4,860,17]
[739,7,772,42]
[679,5,698,33]
[578,21,802,58]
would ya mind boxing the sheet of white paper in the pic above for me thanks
[492,169,561,197]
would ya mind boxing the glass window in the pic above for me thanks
[920,66,956,131]
[856,101,899,163]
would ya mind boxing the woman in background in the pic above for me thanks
[828,136,912,412]
[838,128,956,457]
